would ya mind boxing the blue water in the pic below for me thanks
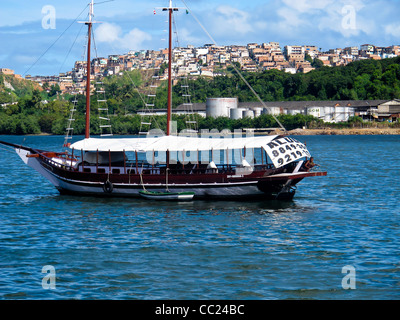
[0,135,399,300]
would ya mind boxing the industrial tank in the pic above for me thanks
[230,108,245,120]
[334,107,355,122]
[262,107,281,115]
[253,107,263,117]
[206,97,238,118]
[243,109,254,118]
[322,106,335,122]
[307,107,324,118]
[348,107,355,119]
[288,109,302,115]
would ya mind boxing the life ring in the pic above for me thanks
[103,180,113,193]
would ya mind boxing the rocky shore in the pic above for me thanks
[287,127,400,135]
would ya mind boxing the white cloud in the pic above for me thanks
[175,27,205,47]
[274,0,380,42]
[4,0,400,76]
[95,22,152,51]
[212,5,253,36]
[281,0,335,13]
[122,28,153,50]
[277,7,305,28]
[95,22,121,43]
[65,1,400,56]
[384,23,400,38]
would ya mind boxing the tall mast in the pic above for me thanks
[162,0,179,136]
[85,0,94,139]
[167,0,173,136]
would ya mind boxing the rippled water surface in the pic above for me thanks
[0,135,399,299]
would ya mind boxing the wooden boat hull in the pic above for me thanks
[13,147,326,201]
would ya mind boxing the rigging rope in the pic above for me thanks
[180,0,287,133]
[58,22,85,74]
[23,4,89,76]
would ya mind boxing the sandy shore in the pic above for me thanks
[287,127,400,135]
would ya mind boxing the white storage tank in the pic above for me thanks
[206,97,238,118]
[348,107,355,119]
[243,109,254,118]
[322,106,335,122]
[307,107,324,118]
[253,107,263,117]
[334,107,346,122]
[338,107,355,122]
[230,108,245,120]
[288,109,302,115]
[263,106,281,115]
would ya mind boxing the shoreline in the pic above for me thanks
[1,127,400,137]
[287,127,400,135]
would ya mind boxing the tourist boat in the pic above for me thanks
[0,1,326,201]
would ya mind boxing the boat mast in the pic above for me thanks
[85,0,94,139]
[167,1,172,136]
[163,0,178,136]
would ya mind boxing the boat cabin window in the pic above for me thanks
[83,151,126,165]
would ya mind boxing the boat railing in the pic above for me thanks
[37,152,77,171]
[253,164,275,171]
[70,161,240,175]
[40,152,277,175]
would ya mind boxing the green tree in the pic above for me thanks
[38,113,58,133]
[49,84,61,97]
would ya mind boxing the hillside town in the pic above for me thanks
[3,42,398,95]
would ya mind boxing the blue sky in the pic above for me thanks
[1,0,400,76]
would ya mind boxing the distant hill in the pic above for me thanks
[0,73,41,104]
[100,55,400,111]
[0,56,399,135]
[176,56,400,103]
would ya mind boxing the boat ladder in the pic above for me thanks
[96,81,113,137]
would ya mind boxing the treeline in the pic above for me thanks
[95,56,400,114]
[179,56,400,103]
[0,108,317,135]
[1,57,400,135]
[2,107,391,135]
[57,56,400,116]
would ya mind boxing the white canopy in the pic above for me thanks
[70,135,312,168]
[70,135,280,152]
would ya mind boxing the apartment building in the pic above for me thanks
[284,45,305,63]
[0,68,14,75]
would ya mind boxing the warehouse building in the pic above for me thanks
[137,99,400,123]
